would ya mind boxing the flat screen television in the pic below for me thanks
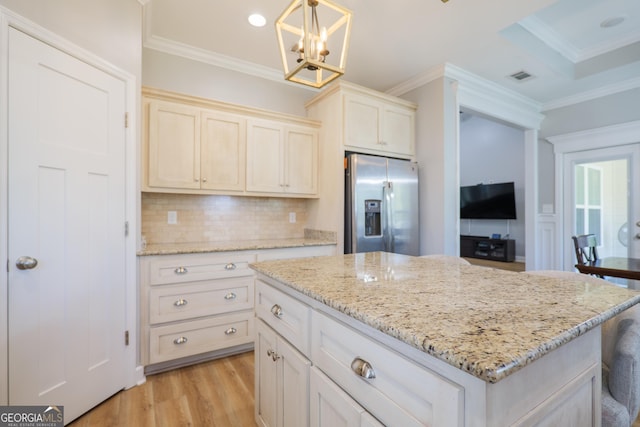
[460,182,517,220]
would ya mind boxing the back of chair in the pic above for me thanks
[572,234,599,265]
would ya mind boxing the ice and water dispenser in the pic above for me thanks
[364,199,381,237]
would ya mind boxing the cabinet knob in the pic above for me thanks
[173,336,188,345]
[194,178,199,182]
[225,263,237,270]
[271,304,283,319]
[174,298,188,307]
[225,327,237,335]
[224,292,237,300]
[174,266,188,275]
[202,178,207,183]
[351,357,376,379]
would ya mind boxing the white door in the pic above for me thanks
[7,27,127,422]
[562,144,640,272]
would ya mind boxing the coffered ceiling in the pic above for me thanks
[143,0,640,110]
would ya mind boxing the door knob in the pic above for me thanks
[16,256,38,270]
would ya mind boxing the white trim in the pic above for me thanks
[387,63,545,131]
[0,5,142,402]
[548,120,640,153]
[542,77,640,111]
[548,121,640,272]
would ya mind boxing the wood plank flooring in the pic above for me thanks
[68,351,256,427]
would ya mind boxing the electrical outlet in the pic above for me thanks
[168,211,177,225]
[289,212,296,223]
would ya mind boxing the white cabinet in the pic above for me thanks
[140,252,256,370]
[310,367,383,427]
[147,99,201,190]
[140,245,334,373]
[145,98,246,192]
[344,92,415,157]
[246,119,318,196]
[256,319,311,427]
[142,87,320,197]
[200,110,246,191]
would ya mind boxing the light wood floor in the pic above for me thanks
[68,351,256,427]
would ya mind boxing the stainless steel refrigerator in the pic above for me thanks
[345,153,420,255]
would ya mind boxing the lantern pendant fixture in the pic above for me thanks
[275,0,352,89]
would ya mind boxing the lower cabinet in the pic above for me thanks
[310,367,383,427]
[255,319,310,427]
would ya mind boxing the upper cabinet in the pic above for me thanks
[344,92,415,157]
[246,120,318,196]
[142,87,320,198]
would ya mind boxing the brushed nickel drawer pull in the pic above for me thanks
[351,357,376,379]
[225,327,237,335]
[174,266,188,275]
[174,298,188,307]
[224,292,237,300]
[225,263,237,270]
[173,336,188,345]
[271,304,283,319]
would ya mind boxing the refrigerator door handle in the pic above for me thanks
[383,181,394,253]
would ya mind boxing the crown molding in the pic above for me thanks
[542,76,640,111]
[547,120,640,153]
[518,16,579,63]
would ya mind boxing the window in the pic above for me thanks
[574,164,602,243]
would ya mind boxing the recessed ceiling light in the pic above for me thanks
[248,13,266,28]
[600,16,625,28]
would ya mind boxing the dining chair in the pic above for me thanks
[572,234,605,278]
[572,234,599,265]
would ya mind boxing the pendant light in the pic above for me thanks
[275,0,352,89]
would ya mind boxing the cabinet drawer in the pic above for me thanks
[147,253,255,285]
[255,280,311,357]
[149,311,254,364]
[149,277,254,324]
[311,311,464,427]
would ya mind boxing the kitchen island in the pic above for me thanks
[251,252,640,427]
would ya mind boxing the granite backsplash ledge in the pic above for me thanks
[141,192,313,245]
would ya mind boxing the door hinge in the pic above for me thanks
[124,112,129,128]
[124,221,129,237]
[125,330,130,346]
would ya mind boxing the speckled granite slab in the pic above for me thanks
[250,251,640,383]
[137,237,335,256]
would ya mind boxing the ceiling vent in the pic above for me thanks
[509,70,534,82]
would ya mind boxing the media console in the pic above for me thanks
[460,235,515,262]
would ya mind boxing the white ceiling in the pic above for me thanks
[143,0,640,110]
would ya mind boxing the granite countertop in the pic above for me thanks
[137,237,336,256]
[250,251,640,383]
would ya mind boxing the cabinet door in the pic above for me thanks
[284,127,318,195]
[344,94,380,150]
[310,367,378,427]
[201,111,246,191]
[256,320,278,427]
[381,104,414,156]
[280,336,311,427]
[147,100,201,189]
[247,119,285,193]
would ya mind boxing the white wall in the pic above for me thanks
[0,0,141,78]
[142,48,313,116]
[460,114,526,258]
[402,77,460,256]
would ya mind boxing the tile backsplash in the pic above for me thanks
[142,193,308,244]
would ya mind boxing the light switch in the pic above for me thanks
[289,212,296,223]
[168,211,177,224]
